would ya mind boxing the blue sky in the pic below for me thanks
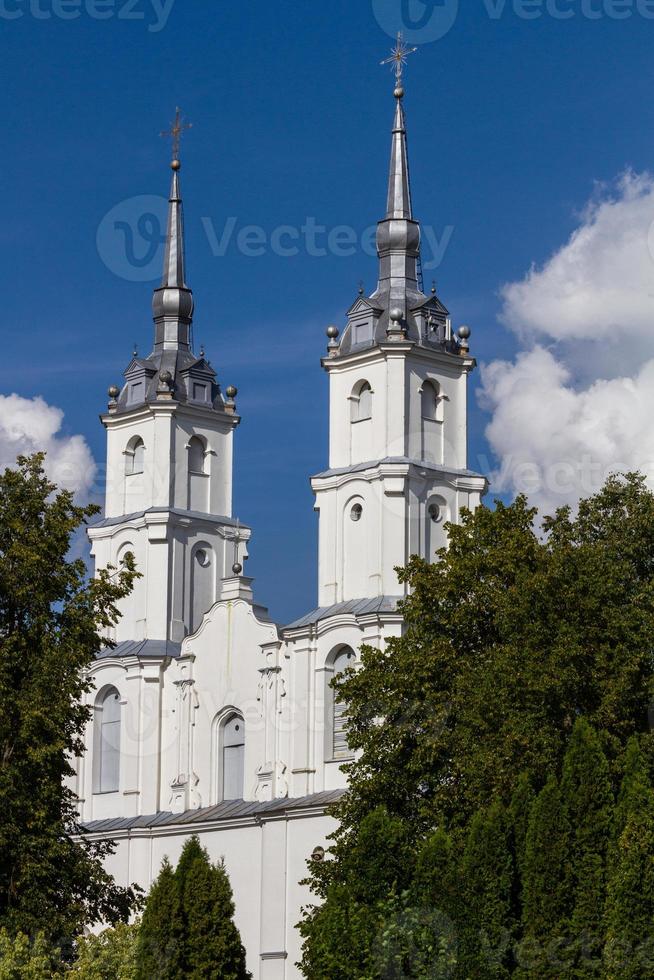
[3,0,654,622]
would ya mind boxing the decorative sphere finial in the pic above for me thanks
[232,561,243,576]
[108,385,120,400]
[457,325,471,340]
[394,86,404,99]
[326,325,340,340]
[226,385,238,400]
[171,159,181,171]
[390,307,404,323]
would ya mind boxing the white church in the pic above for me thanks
[72,66,488,978]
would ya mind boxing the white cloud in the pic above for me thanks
[482,172,654,515]
[0,393,96,496]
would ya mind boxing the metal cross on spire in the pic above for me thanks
[380,32,418,88]
[161,107,192,163]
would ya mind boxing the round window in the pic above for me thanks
[350,503,363,522]
[428,503,442,524]
[195,548,211,567]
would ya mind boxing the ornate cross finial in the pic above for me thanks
[380,32,418,89]
[161,107,192,164]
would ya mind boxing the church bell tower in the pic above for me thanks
[89,132,249,652]
[312,56,487,606]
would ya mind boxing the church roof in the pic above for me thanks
[95,639,182,660]
[82,790,345,834]
[89,507,250,531]
[284,595,402,631]
[312,457,487,482]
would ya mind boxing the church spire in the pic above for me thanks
[152,109,194,353]
[385,90,412,221]
[370,83,422,330]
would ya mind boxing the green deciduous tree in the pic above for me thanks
[69,922,139,979]
[0,455,139,945]
[298,808,412,980]
[300,475,654,977]
[0,929,62,979]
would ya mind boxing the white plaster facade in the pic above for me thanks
[73,89,487,979]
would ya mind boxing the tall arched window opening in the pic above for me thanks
[188,436,206,474]
[351,381,373,423]
[93,687,121,794]
[421,380,444,464]
[221,713,245,801]
[188,436,209,511]
[125,437,145,476]
[330,647,356,759]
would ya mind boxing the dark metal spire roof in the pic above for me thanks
[334,87,454,357]
[385,96,412,220]
[107,155,237,420]
[151,161,195,350]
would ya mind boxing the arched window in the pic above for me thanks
[188,436,206,475]
[125,437,145,476]
[93,687,121,794]
[426,495,448,562]
[191,543,215,633]
[221,713,245,801]
[330,647,356,759]
[351,381,372,423]
[421,381,441,422]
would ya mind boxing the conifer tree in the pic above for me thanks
[136,837,250,980]
[456,802,514,979]
[182,851,250,980]
[517,774,569,977]
[134,857,181,980]
[508,773,535,889]
[603,741,654,979]
[560,718,613,977]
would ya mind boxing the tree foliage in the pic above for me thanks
[135,836,250,980]
[299,475,654,978]
[68,922,139,979]
[0,455,139,945]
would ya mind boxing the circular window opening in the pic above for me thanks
[350,503,363,522]
[195,548,211,567]
[428,503,442,524]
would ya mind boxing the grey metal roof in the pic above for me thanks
[82,790,345,834]
[334,92,459,357]
[89,507,250,531]
[312,457,486,482]
[95,639,182,661]
[108,160,234,419]
[284,595,402,631]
